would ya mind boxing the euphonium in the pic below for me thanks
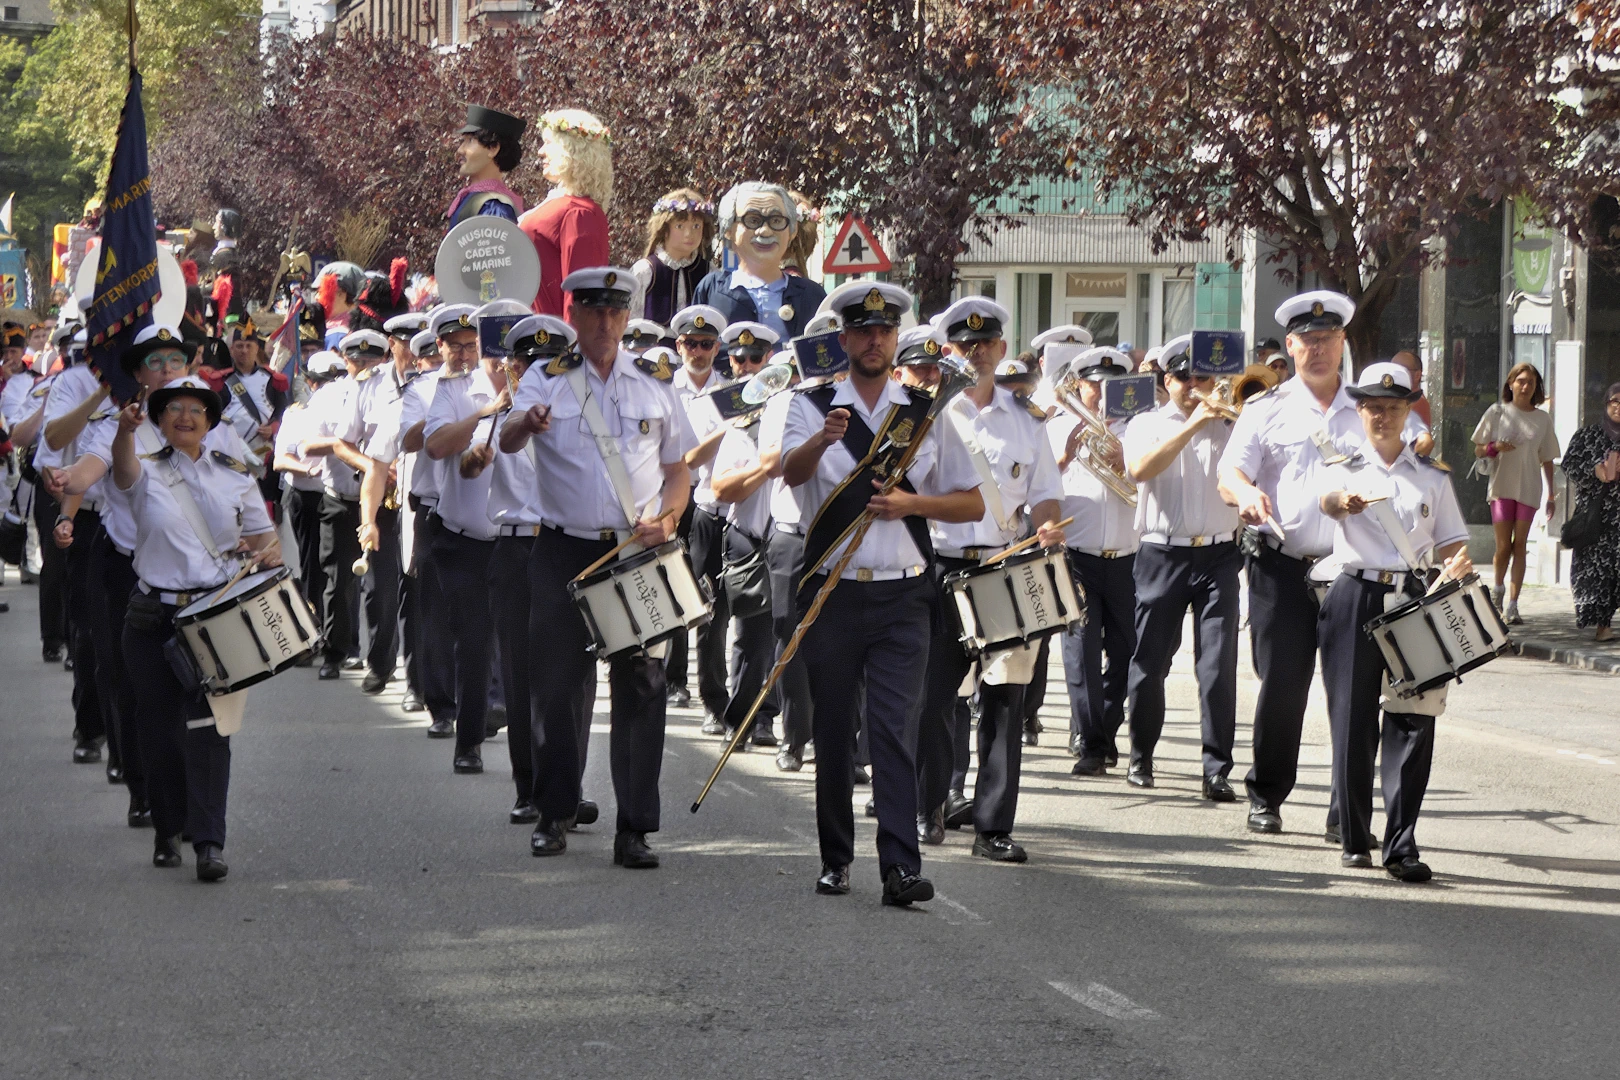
[1055,371,1138,507]
[1191,363,1281,421]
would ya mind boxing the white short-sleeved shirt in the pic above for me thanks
[1315,443,1468,575]
[81,413,241,553]
[931,388,1062,551]
[35,364,102,470]
[302,376,363,499]
[399,366,444,503]
[1,371,41,428]
[219,367,277,446]
[424,368,500,540]
[713,424,771,538]
[1048,413,1140,554]
[488,430,542,527]
[673,364,728,407]
[344,362,414,460]
[1471,402,1560,507]
[781,378,981,574]
[758,387,801,529]
[273,403,325,493]
[506,351,696,532]
[684,388,730,515]
[123,445,274,591]
[1218,378,1363,557]
[1122,401,1240,541]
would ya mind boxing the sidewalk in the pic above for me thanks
[1507,584,1620,674]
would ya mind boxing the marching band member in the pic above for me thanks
[781,280,983,905]
[500,267,695,868]
[274,351,345,642]
[623,319,666,355]
[1051,346,1140,776]
[1120,335,1243,798]
[110,374,281,881]
[1217,291,1364,833]
[210,316,288,512]
[1028,324,1093,417]
[400,323,458,729]
[12,326,70,664]
[1316,362,1470,881]
[916,298,1064,862]
[664,303,730,711]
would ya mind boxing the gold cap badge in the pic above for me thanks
[863,288,885,312]
[1311,301,1325,317]
[967,313,984,331]
[537,330,550,345]
[604,272,618,287]
[458,315,471,327]
[738,330,755,346]
[156,328,173,342]
[924,339,940,356]
[693,315,706,329]
[1381,373,1395,388]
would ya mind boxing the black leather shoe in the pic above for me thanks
[1126,761,1154,789]
[613,831,659,869]
[1247,806,1283,834]
[72,739,102,764]
[668,685,691,707]
[943,791,974,829]
[574,800,599,827]
[750,722,779,748]
[1324,824,1342,845]
[62,654,73,672]
[1105,747,1119,768]
[400,692,425,713]
[852,764,871,786]
[1385,855,1432,883]
[153,835,182,869]
[1022,716,1041,746]
[293,654,314,667]
[127,794,152,829]
[973,832,1028,863]
[318,662,341,680]
[509,800,539,825]
[919,807,945,846]
[42,644,64,663]
[106,761,124,784]
[1341,852,1373,869]
[360,671,388,694]
[700,715,726,736]
[1071,755,1108,777]
[531,820,567,856]
[484,705,507,738]
[426,719,453,738]
[1202,775,1237,802]
[815,864,851,895]
[341,656,365,671]
[881,866,934,906]
[775,747,803,772]
[1069,733,1086,757]
[865,798,876,818]
[452,750,483,774]
[196,843,228,882]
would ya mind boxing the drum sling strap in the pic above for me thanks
[565,364,642,543]
[946,397,1015,536]
[225,371,265,426]
[798,384,934,595]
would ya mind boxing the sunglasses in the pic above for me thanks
[679,338,718,351]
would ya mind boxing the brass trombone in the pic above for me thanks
[1054,371,1138,507]
[1190,363,1281,421]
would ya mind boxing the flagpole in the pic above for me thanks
[126,0,136,69]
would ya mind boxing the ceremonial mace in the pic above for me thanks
[691,358,976,813]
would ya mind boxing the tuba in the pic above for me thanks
[1191,363,1281,421]
[1055,370,1138,507]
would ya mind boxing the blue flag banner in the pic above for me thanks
[1102,372,1157,420]
[791,329,847,381]
[1190,329,1246,378]
[86,67,157,402]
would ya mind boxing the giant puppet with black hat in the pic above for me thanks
[450,105,528,227]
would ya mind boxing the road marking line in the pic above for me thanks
[932,892,985,923]
[722,780,756,797]
[783,826,816,844]
[1049,981,1160,1021]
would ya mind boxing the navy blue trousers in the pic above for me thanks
[1062,551,1137,757]
[1243,546,1322,812]
[766,528,813,752]
[65,507,105,743]
[490,534,536,801]
[90,531,144,799]
[430,528,494,755]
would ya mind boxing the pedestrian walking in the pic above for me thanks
[1561,384,1620,641]
[1471,363,1559,624]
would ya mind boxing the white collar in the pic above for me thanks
[729,267,784,291]
[831,376,910,413]
[656,246,699,270]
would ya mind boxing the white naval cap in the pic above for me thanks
[430,304,479,338]
[382,312,429,339]
[473,298,532,323]
[146,374,222,428]
[623,318,668,347]
[823,280,911,329]
[1073,346,1132,381]
[306,349,347,376]
[1275,290,1355,335]
[504,314,576,357]
[802,310,842,337]
[670,304,727,338]
[993,358,1036,385]
[338,329,389,358]
[937,296,1011,343]
[408,330,438,359]
[721,320,780,352]
[895,322,946,367]
[561,267,635,308]
[50,321,81,347]
[1159,334,1193,374]
[1031,324,1094,354]
[1347,361,1422,401]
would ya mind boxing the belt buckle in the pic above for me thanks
[1102,549,1117,559]
[1378,571,1395,585]
[1190,536,1206,547]
[600,530,615,542]
[855,568,873,583]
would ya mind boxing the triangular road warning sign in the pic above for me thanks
[822,215,892,274]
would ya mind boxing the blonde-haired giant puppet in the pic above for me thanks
[518,109,613,320]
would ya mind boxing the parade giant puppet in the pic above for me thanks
[630,188,715,327]
[518,108,612,319]
[448,105,528,226]
[691,181,825,341]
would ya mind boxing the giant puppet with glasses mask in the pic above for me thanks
[691,182,826,343]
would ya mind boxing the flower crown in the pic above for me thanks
[541,114,612,144]
[797,206,822,224]
[653,197,715,217]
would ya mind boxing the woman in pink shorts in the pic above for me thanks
[1472,364,1560,624]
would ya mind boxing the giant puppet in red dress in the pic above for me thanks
[517,109,612,321]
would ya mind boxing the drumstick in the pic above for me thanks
[570,507,678,583]
[205,554,262,608]
[1264,514,1287,545]
[984,516,1075,565]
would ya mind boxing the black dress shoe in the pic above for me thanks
[452,749,483,774]
[1126,761,1154,789]
[668,685,691,707]
[864,798,876,818]
[484,704,507,737]
[1341,852,1373,869]
[293,655,314,668]
[531,820,567,856]
[1104,747,1119,768]
[613,831,659,869]
[1324,824,1342,845]
[881,866,934,906]
[426,719,453,738]
[400,691,425,713]
[574,800,599,826]
[1202,775,1237,802]
[318,662,341,680]
[106,761,125,784]
[42,645,64,663]
[815,864,851,894]
[360,671,388,694]
[127,794,152,829]
[72,739,102,764]
[750,722,779,748]
[1022,716,1041,746]
[775,747,803,772]
[1247,806,1283,834]
[973,832,1028,863]
[852,764,871,786]
[196,844,228,882]
[918,807,946,846]
[509,800,540,825]
[341,656,365,671]
[62,655,74,672]
[1071,755,1108,777]
[700,715,726,736]
[153,835,182,869]
[943,791,974,829]
[1385,855,1433,883]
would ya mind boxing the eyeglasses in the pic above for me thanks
[443,340,479,356]
[162,402,209,419]
[739,210,790,232]
[1607,398,1620,408]
[142,353,188,371]
[679,338,717,351]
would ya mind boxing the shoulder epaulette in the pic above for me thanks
[1020,397,1049,423]
[141,445,175,461]
[355,367,378,382]
[543,352,584,377]
[634,353,674,383]
[210,450,249,474]
[1416,453,1451,473]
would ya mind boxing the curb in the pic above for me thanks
[1513,637,1620,675]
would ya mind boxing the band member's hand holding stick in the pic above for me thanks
[572,507,679,583]
[984,516,1076,566]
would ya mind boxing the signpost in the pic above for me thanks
[822,215,891,275]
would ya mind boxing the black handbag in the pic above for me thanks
[1561,498,1606,551]
[720,528,771,619]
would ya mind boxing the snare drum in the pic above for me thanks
[1362,572,1510,698]
[568,541,712,659]
[944,547,1085,657]
[174,567,322,695]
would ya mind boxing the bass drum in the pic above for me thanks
[173,567,322,695]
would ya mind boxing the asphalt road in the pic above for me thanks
[2,579,1618,1079]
